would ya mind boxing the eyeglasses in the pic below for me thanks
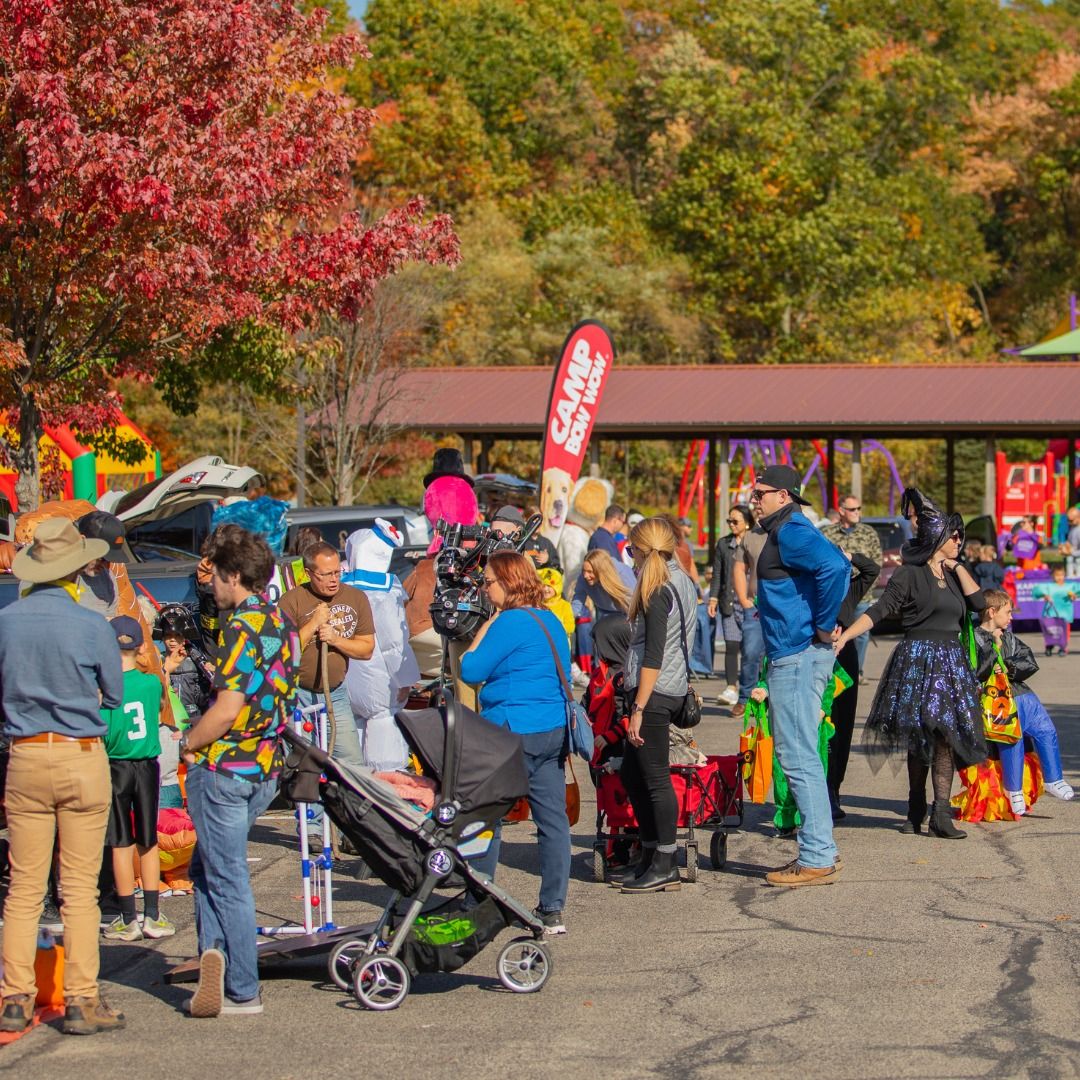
[726,519,740,525]
[310,568,341,580]
[749,486,781,501]
[841,505,861,513]
[481,577,499,588]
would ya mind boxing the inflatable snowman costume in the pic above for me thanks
[342,520,419,771]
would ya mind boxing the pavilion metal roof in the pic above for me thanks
[362,363,1077,439]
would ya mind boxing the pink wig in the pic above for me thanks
[423,477,480,554]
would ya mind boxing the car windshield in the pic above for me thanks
[870,521,908,551]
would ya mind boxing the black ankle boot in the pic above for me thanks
[608,847,654,887]
[620,850,680,893]
[927,800,966,839]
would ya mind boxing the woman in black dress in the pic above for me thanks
[834,504,987,839]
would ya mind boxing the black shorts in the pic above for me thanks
[106,758,160,849]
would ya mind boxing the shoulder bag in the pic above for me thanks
[525,610,592,760]
[667,585,702,730]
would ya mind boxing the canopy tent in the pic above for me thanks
[1019,327,1080,357]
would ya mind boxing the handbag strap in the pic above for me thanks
[991,641,1011,688]
[666,584,694,682]
[523,609,574,703]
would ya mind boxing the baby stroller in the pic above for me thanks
[278,691,553,1010]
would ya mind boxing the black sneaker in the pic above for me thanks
[532,907,566,936]
[40,897,64,933]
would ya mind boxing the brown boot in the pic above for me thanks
[0,995,33,1033]
[765,862,840,888]
[63,996,126,1035]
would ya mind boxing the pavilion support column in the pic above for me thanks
[462,439,474,472]
[825,437,835,511]
[478,437,491,475]
[1070,438,1080,510]
[719,437,731,531]
[589,440,600,479]
[850,437,863,504]
[707,438,718,564]
[946,437,956,511]
[984,437,996,518]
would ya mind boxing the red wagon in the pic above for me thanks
[592,754,743,882]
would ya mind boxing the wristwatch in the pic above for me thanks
[632,703,645,715]
[179,732,192,755]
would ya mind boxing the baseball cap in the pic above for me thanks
[757,465,811,506]
[110,615,144,650]
[627,512,644,527]
[76,511,132,563]
[492,505,525,527]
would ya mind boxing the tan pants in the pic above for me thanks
[408,628,479,712]
[1,739,111,1001]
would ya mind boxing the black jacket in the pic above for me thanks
[974,626,1038,696]
[837,552,881,629]
[708,533,741,616]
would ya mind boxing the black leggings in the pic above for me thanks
[723,644,739,686]
[827,640,860,796]
[907,732,955,819]
[620,691,681,846]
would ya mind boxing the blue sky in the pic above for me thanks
[347,0,367,20]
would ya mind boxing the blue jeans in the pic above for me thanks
[294,682,363,769]
[737,610,766,704]
[767,642,837,868]
[1000,694,1064,789]
[691,602,714,676]
[187,766,278,1002]
[852,601,871,674]
[471,725,571,914]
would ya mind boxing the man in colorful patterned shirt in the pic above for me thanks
[179,524,299,1018]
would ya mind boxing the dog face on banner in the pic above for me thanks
[540,466,572,542]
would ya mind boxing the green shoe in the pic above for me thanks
[102,916,142,942]
[142,914,176,940]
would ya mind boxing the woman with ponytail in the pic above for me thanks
[610,517,699,893]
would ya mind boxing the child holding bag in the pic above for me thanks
[975,589,1074,815]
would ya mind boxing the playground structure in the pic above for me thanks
[0,412,161,512]
[997,441,1080,542]
[678,438,906,545]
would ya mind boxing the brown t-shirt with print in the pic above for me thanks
[279,582,375,692]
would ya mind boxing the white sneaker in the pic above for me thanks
[1045,780,1075,800]
[571,664,590,690]
[1006,790,1027,816]
[718,686,738,707]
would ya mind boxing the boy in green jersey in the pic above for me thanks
[101,616,176,942]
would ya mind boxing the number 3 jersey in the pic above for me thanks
[102,668,163,760]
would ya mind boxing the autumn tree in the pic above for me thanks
[0,0,458,508]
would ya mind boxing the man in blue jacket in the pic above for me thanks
[751,466,849,887]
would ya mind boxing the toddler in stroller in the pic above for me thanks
[279,691,553,1010]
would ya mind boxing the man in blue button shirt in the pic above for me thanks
[0,518,126,1036]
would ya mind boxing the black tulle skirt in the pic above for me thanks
[864,635,987,770]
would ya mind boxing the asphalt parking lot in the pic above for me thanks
[3,632,1079,1080]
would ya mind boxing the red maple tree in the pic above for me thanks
[0,0,459,508]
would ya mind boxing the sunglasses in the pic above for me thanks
[726,519,741,525]
[749,486,781,501]
[841,505,861,512]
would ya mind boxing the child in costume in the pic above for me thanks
[537,566,575,644]
[974,589,1074,814]
[343,520,420,771]
[1032,565,1076,655]
[101,616,176,942]
[585,615,632,774]
[748,661,852,834]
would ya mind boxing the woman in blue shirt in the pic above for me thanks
[460,551,572,935]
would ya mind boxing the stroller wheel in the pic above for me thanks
[328,938,368,991]
[592,844,607,883]
[496,938,553,994]
[353,955,410,1011]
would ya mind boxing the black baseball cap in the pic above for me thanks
[110,615,144,650]
[757,465,811,506]
[76,510,132,563]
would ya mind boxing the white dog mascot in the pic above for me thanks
[342,519,420,771]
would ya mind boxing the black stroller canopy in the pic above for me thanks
[396,697,528,815]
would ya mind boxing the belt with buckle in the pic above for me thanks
[13,733,101,747]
